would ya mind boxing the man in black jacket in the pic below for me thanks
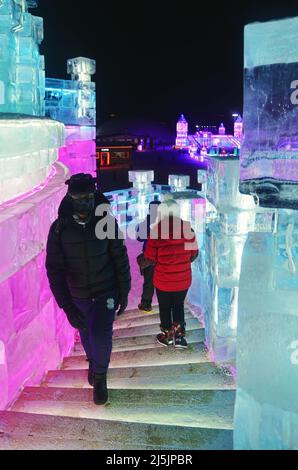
[46,173,131,405]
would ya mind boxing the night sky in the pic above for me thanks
[35,1,298,132]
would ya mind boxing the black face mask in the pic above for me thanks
[70,193,95,217]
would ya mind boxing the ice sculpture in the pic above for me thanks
[0,0,45,116]
[188,156,262,365]
[46,58,96,127]
[46,58,96,175]
[234,17,298,449]
[168,175,190,192]
[240,17,298,209]
[129,170,154,192]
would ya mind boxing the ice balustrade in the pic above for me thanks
[234,17,298,449]
[188,156,279,367]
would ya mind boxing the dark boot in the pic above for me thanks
[156,325,174,347]
[173,322,188,349]
[93,372,108,405]
[87,359,94,386]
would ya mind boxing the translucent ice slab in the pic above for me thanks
[240,17,298,209]
[0,116,64,203]
[234,209,298,449]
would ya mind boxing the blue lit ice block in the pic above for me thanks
[240,17,298,209]
[234,209,298,449]
[0,0,45,116]
[45,77,96,127]
[168,174,190,192]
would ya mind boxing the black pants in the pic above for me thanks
[156,289,188,330]
[141,265,155,304]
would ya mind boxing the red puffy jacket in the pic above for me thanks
[144,217,199,292]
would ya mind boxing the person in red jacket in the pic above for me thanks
[140,199,199,349]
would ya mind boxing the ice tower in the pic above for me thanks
[0,0,45,115]
[234,17,298,449]
[175,114,188,149]
[46,57,96,175]
[218,123,225,135]
[234,115,243,141]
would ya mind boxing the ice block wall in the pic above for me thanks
[0,3,75,410]
[0,115,64,203]
[0,0,45,116]
[46,57,96,175]
[0,163,75,410]
[240,17,298,209]
[234,17,298,449]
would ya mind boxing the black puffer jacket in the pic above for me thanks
[46,192,131,308]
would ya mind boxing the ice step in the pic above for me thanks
[114,310,194,329]
[0,411,233,450]
[115,306,195,322]
[43,363,236,390]
[72,327,205,354]
[112,317,201,338]
[11,388,235,430]
[62,342,209,370]
[42,362,236,390]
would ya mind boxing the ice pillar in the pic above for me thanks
[234,17,298,449]
[46,57,96,176]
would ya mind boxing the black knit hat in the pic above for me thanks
[66,173,96,195]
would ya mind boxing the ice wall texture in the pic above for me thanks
[0,0,45,116]
[234,210,298,449]
[0,163,75,410]
[240,17,298,209]
[0,116,64,203]
[58,126,96,176]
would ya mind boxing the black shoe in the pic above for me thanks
[93,373,108,405]
[87,360,94,386]
[138,302,152,312]
[156,328,174,347]
[174,336,188,349]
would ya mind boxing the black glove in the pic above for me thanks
[64,303,87,330]
[116,295,128,316]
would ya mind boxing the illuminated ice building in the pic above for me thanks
[176,115,242,158]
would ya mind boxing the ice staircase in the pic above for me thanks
[0,306,236,450]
